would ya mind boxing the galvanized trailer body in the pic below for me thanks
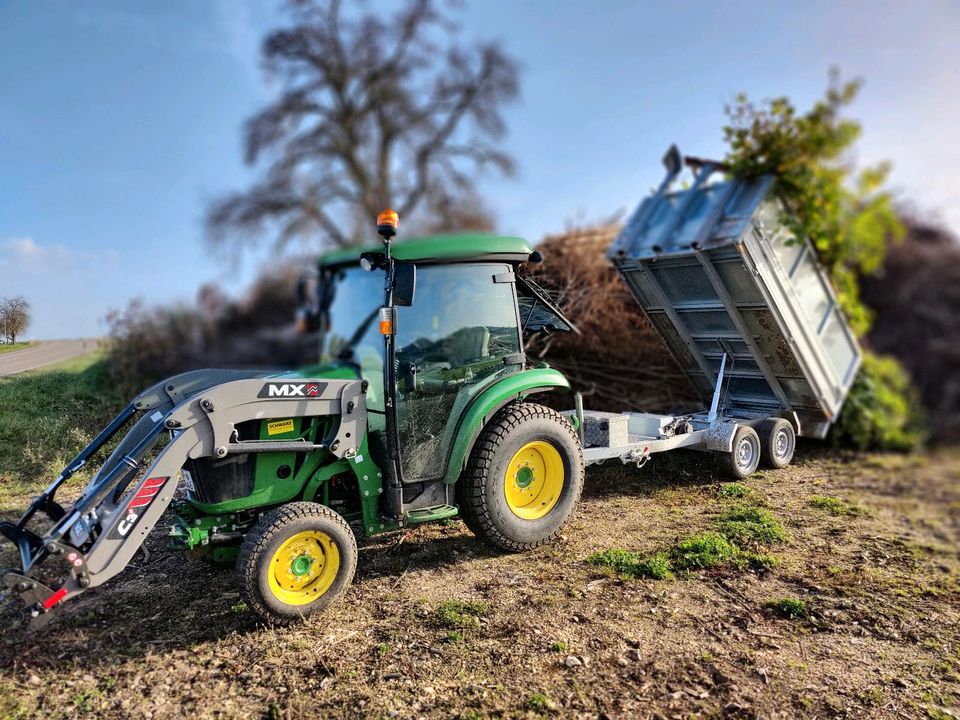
[608,153,861,440]
[571,147,861,472]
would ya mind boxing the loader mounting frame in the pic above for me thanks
[1,369,368,624]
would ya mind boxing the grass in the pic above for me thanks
[587,548,673,580]
[737,551,779,572]
[527,693,552,711]
[670,532,736,571]
[444,630,465,645]
[435,600,488,629]
[765,597,809,619]
[716,482,750,499]
[589,505,788,581]
[0,352,122,512]
[0,341,34,355]
[716,506,787,545]
[808,495,866,517]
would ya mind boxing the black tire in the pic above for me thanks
[236,502,357,625]
[720,425,761,479]
[457,402,584,552]
[759,417,796,469]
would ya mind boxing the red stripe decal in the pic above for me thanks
[134,487,160,499]
[128,496,153,509]
[42,587,68,610]
[143,477,167,489]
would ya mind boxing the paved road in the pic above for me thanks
[0,339,95,377]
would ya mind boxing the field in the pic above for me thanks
[0,357,958,719]
[0,343,34,356]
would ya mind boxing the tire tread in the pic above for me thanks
[236,501,357,624]
[457,402,584,552]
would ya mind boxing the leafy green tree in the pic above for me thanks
[723,72,923,450]
[723,70,904,336]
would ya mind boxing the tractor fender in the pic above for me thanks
[441,367,570,484]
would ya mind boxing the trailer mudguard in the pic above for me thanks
[441,367,570,484]
[0,372,367,624]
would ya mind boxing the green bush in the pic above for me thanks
[831,351,925,451]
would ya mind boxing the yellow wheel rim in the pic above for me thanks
[504,441,565,520]
[267,530,340,606]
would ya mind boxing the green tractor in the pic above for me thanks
[1,210,583,625]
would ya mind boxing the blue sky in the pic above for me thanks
[1,1,958,339]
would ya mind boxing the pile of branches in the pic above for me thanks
[525,225,698,413]
[861,218,960,444]
[105,264,318,396]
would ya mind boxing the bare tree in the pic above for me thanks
[207,0,519,253]
[0,296,30,344]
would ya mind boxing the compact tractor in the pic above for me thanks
[1,209,586,625]
[1,147,860,625]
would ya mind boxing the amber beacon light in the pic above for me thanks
[377,208,399,239]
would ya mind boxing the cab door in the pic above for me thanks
[393,263,523,483]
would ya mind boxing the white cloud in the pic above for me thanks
[0,236,75,268]
[0,237,124,339]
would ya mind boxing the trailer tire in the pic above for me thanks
[721,426,761,479]
[236,501,357,625]
[457,402,584,552]
[759,418,795,469]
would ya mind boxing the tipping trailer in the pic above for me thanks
[571,146,861,478]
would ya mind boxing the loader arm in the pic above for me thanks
[1,372,367,625]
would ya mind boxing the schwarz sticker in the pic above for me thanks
[267,419,295,436]
[257,382,324,399]
[108,476,169,540]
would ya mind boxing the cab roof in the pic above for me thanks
[319,233,534,267]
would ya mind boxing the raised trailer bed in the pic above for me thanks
[574,146,863,477]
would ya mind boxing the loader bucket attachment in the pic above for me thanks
[1,369,367,626]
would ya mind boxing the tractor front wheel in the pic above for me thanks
[458,403,584,552]
[236,502,357,624]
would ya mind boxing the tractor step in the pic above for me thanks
[405,504,459,525]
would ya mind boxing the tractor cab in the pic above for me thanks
[296,222,576,514]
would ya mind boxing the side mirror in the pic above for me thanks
[294,271,320,333]
[394,263,416,307]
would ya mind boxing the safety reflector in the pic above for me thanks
[41,587,68,610]
[127,476,168,510]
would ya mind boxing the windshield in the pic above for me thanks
[319,266,385,407]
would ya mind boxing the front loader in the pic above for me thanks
[1,210,584,626]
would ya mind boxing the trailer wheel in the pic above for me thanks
[237,502,357,625]
[457,403,584,552]
[759,418,795,469]
[721,426,761,479]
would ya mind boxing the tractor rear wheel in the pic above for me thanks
[458,403,584,552]
[237,502,357,624]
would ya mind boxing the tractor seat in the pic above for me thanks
[445,326,490,365]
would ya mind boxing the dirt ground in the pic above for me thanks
[1,445,958,720]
